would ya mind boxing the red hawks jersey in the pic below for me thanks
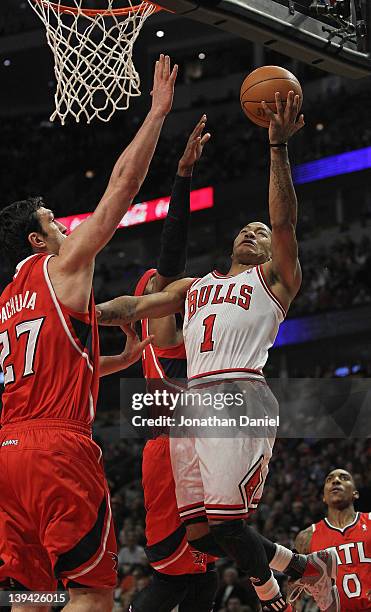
[135,270,213,575]
[0,254,100,427]
[140,313,186,381]
[183,266,286,383]
[134,269,186,438]
[141,316,186,381]
[310,512,371,611]
[135,269,187,382]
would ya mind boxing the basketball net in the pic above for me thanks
[28,0,163,124]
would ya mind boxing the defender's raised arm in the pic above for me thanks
[42,55,178,312]
[57,55,178,272]
[154,114,211,293]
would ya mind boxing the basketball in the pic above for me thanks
[240,66,303,128]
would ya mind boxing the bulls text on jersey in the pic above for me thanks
[187,283,253,320]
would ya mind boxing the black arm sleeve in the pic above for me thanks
[157,174,191,278]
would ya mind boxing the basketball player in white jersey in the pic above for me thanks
[97,92,339,611]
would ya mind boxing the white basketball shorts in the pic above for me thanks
[169,378,277,523]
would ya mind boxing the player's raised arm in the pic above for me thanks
[97,278,193,326]
[53,54,177,268]
[153,115,211,293]
[261,92,305,305]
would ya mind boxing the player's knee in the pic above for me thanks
[186,520,229,558]
[211,520,269,579]
[188,530,226,558]
[211,517,244,536]
[186,521,210,542]
[210,518,245,551]
[67,588,113,612]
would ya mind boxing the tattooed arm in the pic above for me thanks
[294,526,313,554]
[97,277,194,326]
[268,145,301,296]
[261,91,305,308]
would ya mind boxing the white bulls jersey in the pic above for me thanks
[183,265,286,383]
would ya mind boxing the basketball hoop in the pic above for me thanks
[28,0,165,124]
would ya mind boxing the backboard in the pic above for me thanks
[159,0,371,78]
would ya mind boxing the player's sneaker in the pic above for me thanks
[288,549,340,611]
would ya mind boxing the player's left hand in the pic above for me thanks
[262,91,305,144]
[119,324,154,368]
[367,588,371,601]
[177,115,211,176]
[150,54,178,119]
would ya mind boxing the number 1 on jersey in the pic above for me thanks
[200,314,216,353]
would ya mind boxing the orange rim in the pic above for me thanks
[31,0,166,16]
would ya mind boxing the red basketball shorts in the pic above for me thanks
[0,420,117,591]
[143,437,211,575]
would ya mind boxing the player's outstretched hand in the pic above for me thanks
[178,115,211,176]
[119,324,154,369]
[150,54,178,119]
[262,91,305,145]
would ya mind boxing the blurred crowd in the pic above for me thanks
[287,234,371,315]
[293,85,371,163]
[96,436,371,611]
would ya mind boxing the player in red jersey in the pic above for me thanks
[292,468,371,611]
[130,119,219,612]
[97,93,340,612]
[0,54,177,612]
